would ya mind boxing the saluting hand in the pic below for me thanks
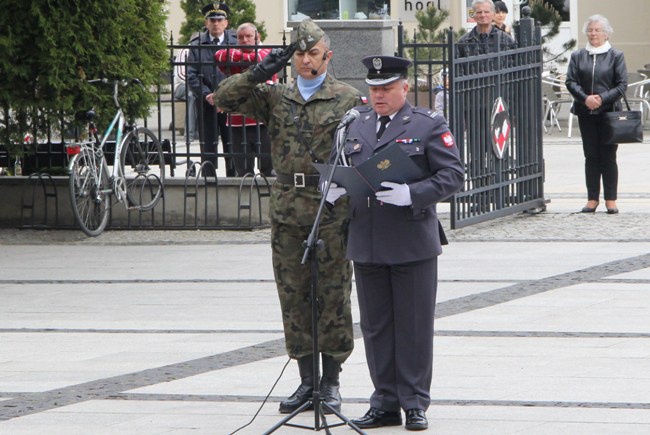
[250,42,298,83]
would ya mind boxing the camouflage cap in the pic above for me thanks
[295,18,324,51]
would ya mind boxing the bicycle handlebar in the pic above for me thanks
[87,78,145,109]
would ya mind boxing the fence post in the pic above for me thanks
[515,6,536,47]
[397,21,404,57]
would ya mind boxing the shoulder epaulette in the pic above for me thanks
[412,107,439,119]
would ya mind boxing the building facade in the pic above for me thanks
[164,1,650,74]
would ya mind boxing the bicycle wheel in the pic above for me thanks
[120,127,165,210]
[69,146,110,237]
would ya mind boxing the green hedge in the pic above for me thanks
[0,0,168,157]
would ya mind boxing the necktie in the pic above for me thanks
[376,116,391,140]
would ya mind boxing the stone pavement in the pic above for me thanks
[1,125,650,434]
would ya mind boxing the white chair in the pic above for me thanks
[625,72,650,125]
[542,75,574,135]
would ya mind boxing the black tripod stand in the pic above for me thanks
[263,114,365,434]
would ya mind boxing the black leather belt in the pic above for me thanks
[275,172,320,187]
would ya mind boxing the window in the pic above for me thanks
[288,0,391,20]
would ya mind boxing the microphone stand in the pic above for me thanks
[263,122,365,434]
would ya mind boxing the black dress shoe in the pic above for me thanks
[607,208,619,214]
[405,409,428,431]
[351,407,402,429]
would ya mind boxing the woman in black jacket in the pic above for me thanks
[566,14,627,214]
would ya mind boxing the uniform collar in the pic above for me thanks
[297,74,326,101]
[288,74,334,103]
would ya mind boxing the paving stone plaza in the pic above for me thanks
[1,129,649,434]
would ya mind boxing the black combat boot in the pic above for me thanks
[278,355,315,414]
[320,354,342,414]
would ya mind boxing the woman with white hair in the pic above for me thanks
[566,15,627,214]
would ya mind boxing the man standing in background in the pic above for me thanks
[188,3,237,176]
[457,0,515,58]
[214,23,274,177]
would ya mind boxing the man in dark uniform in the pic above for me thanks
[327,56,464,430]
[213,19,366,414]
[187,3,237,176]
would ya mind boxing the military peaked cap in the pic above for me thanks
[202,2,230,19]
[362,55,412,86]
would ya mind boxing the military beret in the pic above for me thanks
[202,2,230,19]
[362,55,412,86]
[295,18,325,51]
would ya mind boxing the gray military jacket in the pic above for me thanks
[344,104,464,264]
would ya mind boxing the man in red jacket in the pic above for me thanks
[215,23,274,177]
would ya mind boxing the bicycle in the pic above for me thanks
[67,79,165,237]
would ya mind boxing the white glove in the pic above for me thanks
[375,181,412,206]
[325,182,347,204]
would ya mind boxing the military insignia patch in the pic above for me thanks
[361,96,368,104]
[377,159,392,170]
[372,57,383,71]
[441,131,454,148]
[299,39,307,50]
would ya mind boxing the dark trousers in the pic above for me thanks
[198,102,233,177]
[229,125,273,177]
[578,113,618,201]
[354,257,437,412]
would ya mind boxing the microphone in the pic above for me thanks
[311,52,329,76]
[336,108,360,129]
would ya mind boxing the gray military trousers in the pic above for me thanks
[354,257,437,412]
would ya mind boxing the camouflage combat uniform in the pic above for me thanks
[214,68,365,362]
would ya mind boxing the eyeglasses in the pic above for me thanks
[587,28,604,34]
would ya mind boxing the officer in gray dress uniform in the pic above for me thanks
[326,56,464,430]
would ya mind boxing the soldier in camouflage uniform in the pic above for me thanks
[213,19,366,414]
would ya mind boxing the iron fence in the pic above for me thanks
[398,17,547,229]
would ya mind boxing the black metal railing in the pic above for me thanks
[397,16,547,229]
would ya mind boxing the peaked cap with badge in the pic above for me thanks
[295,18,325,51]
[362,55,412,86]
[202,2,230,19]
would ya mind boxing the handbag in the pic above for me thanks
[601,89,644,145]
